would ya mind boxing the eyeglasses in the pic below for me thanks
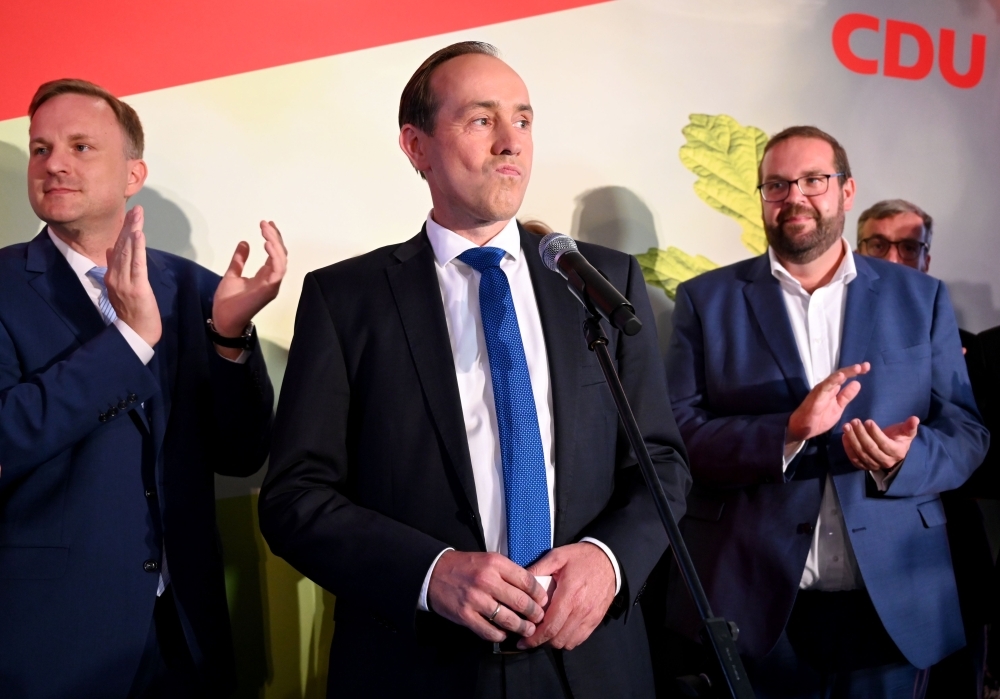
[858,236,929,262]
[757,174,844,202]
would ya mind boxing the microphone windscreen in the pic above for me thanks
[538,233,578,273]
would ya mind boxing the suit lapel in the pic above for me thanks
[520,225,582,547]
[386,228,485,546]
[144,251,178,454]
[838,253,879,368]
[26,230,107,345]
[741,254,810,401]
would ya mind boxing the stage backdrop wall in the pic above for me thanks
[2,0,998,695]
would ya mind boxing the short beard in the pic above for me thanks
[765,198,845,264]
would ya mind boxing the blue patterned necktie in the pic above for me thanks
[458,247,551,568]
[85,266,118,325]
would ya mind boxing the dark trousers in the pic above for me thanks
[474,647,574,699]
[127,587,207,699]
[744,590,929,699]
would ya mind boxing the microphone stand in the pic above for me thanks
[581,311,755,699]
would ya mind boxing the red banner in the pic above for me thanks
[0,0,607,121]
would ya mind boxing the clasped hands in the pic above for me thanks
[787,362,920,473]
[427,542,616,651]
[104,205,287,354]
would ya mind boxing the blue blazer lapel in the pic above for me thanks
[519,224,582,546]
[385,228,485,548]
[144,251,179,455]
[25,230,107,345]
[741,254,810,401]
[838,253,880,368]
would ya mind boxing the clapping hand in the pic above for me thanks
[104,206,162,347]
[211,221,288,355]
[842,416,919,472]
[787,363,870,446]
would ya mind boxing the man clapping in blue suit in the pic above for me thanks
[663,126,988,698]
[0,80,286,697]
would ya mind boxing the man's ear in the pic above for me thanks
[399,124,430,176]
[125,159,148,198]
[923,253,931,274]
[841,176,856,212]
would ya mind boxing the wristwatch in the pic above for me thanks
[206,318,254,350]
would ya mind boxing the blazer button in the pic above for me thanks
[145,488,157,499]
[128,394,138,403]
[108,407,118,417]
[143,560,159,573]
[118,400,128,410]
[99,413,108,423]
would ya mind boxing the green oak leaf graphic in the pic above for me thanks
[636,246,718,300]
[680,113,768,255]
[639,114,767,299]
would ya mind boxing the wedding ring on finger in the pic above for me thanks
[488,602,502,623]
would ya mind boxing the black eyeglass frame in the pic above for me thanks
[756,173,845,202]
[857,236,930,262]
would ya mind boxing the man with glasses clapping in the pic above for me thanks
[662,126,988,699]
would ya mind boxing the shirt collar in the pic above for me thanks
[768,237,857,290]
[47,227,102,277]
[425,213,521,268]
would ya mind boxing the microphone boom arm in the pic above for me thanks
[581,308,755,699]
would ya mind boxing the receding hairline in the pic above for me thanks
[760,136,838,174]
[427,53,526,98]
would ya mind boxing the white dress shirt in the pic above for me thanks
[417,215,621,611]
[771,239,867,591]
[49,229,155,364]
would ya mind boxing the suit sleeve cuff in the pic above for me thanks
[417,548,453,612]
[113,319,154,365]
[580,537,622,595]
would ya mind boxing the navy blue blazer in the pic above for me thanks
[0,231,273,698]
[663,251,988,670]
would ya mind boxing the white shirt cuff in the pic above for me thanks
[418,548,453,612]
[113,319,154,365]
[580,537,622,595]
[869,460,903,492]
[783,432,806,472]
[218,349,250,364]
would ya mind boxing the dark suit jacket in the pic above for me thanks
[258,224,691,698]
[936,328,1000,637]
[0,231,274,698]
[663,252,988,670]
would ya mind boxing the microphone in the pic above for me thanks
[538,233,642,336]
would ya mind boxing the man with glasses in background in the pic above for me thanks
[856,199,932,272]
[856,199,999,699]
[662,126,988,698]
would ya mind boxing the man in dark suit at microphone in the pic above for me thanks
[258,41,690,698]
